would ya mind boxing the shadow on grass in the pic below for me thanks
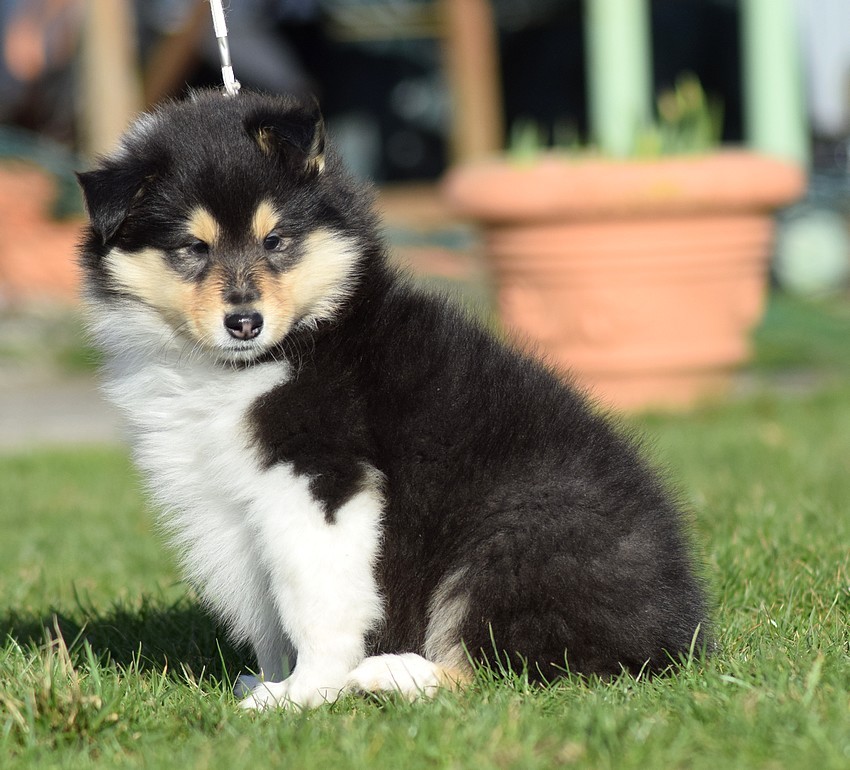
[0,594,252,683]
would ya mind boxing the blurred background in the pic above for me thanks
[1,0,849,443]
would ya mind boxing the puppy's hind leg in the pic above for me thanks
[344,652,471,701]
[344,567,474,701]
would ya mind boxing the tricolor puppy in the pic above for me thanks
[77,90,708,710]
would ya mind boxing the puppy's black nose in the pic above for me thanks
[224,311,264,340]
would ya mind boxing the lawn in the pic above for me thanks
[1,294,849,769]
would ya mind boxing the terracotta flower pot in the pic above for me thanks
[443,150,806,410]
[0,163,83,306]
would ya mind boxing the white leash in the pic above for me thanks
[209,0,241,96]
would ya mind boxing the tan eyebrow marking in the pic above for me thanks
[187,206,221,245]
[252,199,281,242]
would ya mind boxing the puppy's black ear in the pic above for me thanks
[76,161,151,244]
[244,99,326,175]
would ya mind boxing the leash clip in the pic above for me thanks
[209,0,241,97]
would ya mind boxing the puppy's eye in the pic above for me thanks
[263,233,282,251]
[188,240,210,256]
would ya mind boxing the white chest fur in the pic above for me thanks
[99,327,386,697]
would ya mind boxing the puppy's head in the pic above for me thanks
[78,90,378,364]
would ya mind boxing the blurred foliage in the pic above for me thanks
[0,126,84,219]
[508,72,723,159]
[634,72,723,157]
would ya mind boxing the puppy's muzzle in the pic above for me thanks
[224,310,264,340]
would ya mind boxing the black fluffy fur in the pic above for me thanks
[78,90,709,683]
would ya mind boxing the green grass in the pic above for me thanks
[750,292,850,377]
[0,310,101,377]
[2,294,850,768]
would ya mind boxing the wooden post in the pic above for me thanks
[584,0,653,157]
[440,0,504,163]
[78,0,143,158]
[143,0,210,106]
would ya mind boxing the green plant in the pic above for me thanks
[507,72,723,160]
[634,72,724,157]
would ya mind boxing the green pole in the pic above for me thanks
[584,0,653,157]
[741,0,809,166]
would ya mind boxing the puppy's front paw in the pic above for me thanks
[234,674,262,699]
[237,673,344,711]
[238,680,292,711]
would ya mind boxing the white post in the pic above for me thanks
[741,0,809,166]
[584,0,653,157]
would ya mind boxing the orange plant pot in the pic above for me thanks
[443,151,806,411]
[0,163,83,306]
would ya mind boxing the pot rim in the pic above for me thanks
[442,148,806,224]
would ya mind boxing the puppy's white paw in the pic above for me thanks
[344,653,454,701]
[238,680,292,711]
[234,674,262,699]
[237,673,344,711]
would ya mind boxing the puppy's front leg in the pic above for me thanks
[239,631,365,710]
[239,470,385,710]
[234,614,295,698]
